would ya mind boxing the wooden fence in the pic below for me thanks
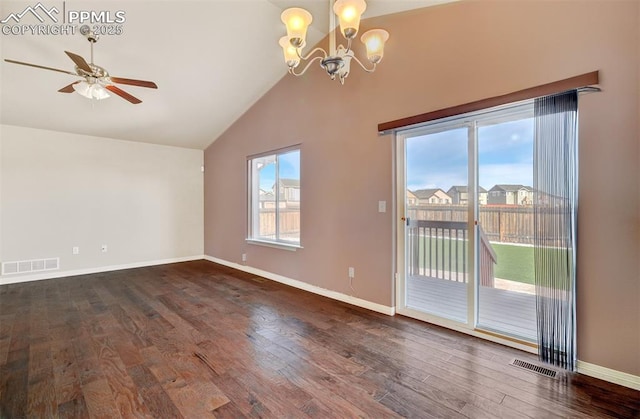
[260,205,566,246]
[408,205,536,245]
[258,209,300,241]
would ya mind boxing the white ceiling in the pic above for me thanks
[1,0,452,149]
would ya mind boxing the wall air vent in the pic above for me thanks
[509,358,558,378]
[1,257,59,276]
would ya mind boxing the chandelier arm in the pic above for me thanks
[351,54,377,73]
[297,47,328,61]
[344,38,353,54]
[289,56,324,77]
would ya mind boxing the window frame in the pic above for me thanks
[246,145,302,250]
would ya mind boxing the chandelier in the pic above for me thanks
[279,0,389,84]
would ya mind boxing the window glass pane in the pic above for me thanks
[477,113,537,342]
[405,127,469,323]
[249,148,300,245]
[278,150,300,243]
[255,155,276,241]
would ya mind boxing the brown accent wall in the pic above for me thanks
[205,1,640,376]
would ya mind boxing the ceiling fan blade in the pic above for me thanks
[64,51,92,73]
[110,77,158,89]
[105,85,142,104]
[4,59,77,76]
[58,81,80,93]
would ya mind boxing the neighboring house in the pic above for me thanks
[260,179,300,209]
[259,189,282,209]
[406,190,418,206]
[488,184,533,205]
[277,178,300,208]
[412,188,452,205]
[534,190,570,207]
[446,185,488,205]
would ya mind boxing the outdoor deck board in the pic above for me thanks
[407,276,537,341]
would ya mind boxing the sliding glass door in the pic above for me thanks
[397,102,538,343]
[476,114,537,342]
[404,125,469,323]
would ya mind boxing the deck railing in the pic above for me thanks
[478,226,497,287]
[407,220,497,287]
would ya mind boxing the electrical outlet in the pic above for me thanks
[348,267,355,278]
[378,200,387,213]
[101,244,108,253]
[241,253,247,262]
[72,246,80,255]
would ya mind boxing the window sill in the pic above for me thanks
[245,239,303,252]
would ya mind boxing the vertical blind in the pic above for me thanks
[533,90,578,370]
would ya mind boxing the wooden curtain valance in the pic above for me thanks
[378,71,599,134]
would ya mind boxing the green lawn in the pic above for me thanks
[492,243,534,285]
[414,236,534,285]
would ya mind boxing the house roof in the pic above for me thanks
[490,184,532,192]
[447,185,488,193]
[259,191,275,201]
[279,178,300,188]
[412,188,447,199]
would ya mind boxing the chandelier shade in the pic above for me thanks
[281,8,313,48]
[333,0,366,39]
[361,29,389,64]
[279,36,301,68]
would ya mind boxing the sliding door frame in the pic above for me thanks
[394,103,538,353]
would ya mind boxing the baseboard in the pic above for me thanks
[0,255,205,285]
[203,255,395,316]
[576,360,640,391]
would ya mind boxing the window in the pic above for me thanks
[248,146,301,247]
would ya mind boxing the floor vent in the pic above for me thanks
[1,257,59,275]
[510,359,557,378]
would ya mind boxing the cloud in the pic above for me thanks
[479,163,533,189]
[406,116,534,191]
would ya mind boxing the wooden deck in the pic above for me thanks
[407,275,538,341]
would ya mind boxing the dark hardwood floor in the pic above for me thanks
[0,260,638,418]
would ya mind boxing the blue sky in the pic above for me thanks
[259,150,300,191]
[406,118,534,192]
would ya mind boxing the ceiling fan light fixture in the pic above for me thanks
[73,80,110,100]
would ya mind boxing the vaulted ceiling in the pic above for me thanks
[1,1,453,149]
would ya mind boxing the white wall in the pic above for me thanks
[0,125,203,282]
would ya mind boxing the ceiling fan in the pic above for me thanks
[3,30,157,104]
